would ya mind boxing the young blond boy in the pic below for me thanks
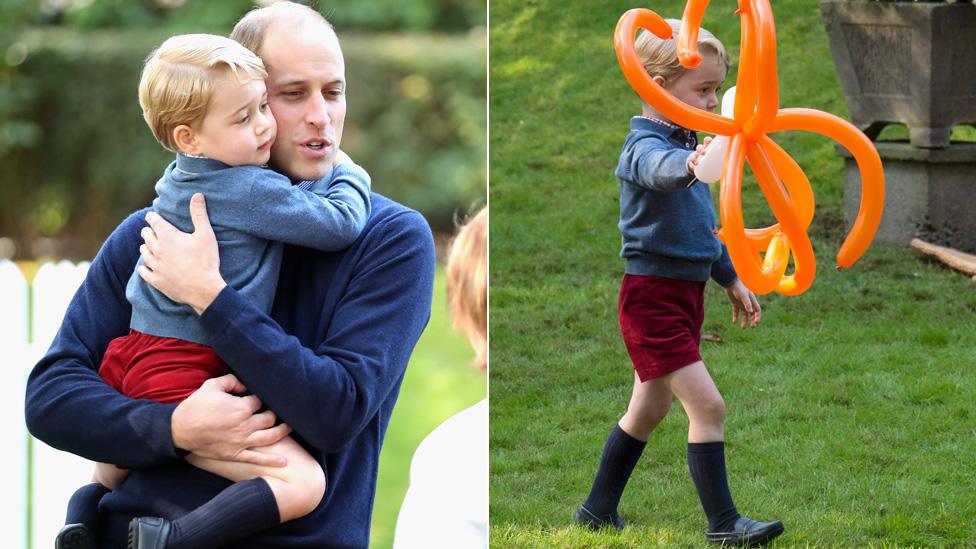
[575,21,783,547]
[58,33,370,549]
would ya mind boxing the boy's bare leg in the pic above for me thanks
[187,434,325,521]
[660,361,725,442]
[619,371,673,440]
[92,462,130,490]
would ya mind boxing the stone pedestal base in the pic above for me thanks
[840,142,976,253]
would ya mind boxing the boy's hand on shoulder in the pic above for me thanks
[334,149,353,167]
[687,136,713,175]
[724,278,761,329]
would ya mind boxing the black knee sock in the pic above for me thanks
[167,478,281,549]
[581,424,647,518]
[65,482,110,531]
[687,441,740,532]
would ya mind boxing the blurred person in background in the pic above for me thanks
[393,206,487,549]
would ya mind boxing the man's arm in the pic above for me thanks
[140,197,437,453]
[25,210,290,467]
[24,210,179,466]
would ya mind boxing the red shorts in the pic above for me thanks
[99,330,229,405]
[618,274,706,381]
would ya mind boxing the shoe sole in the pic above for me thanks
[707,522,785,547]
[56,525,95,549]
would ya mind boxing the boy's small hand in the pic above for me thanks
[687,136,713,175]
[724,278,761,329]
[334,149,353,167]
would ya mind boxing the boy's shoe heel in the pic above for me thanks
[706,516,784,547]
[127,516,172,549]
[55,524,96,549]
[574,504,626,532]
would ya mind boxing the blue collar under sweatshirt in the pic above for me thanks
[615,116,737,286]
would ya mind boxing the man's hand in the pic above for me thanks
[139,193,226,315]
[687,136,713,175]
[171,374,292,467]
[724,278,761,329]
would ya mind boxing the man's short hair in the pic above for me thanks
[138,33,267,152]
[231,1,335,57]
[446,207,487,372]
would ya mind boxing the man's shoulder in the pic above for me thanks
[366,193,432,235]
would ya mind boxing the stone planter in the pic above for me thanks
[839,142,976,253]
[819,0,976,148]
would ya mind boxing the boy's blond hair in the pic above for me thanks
[446,207,487,372]
[635,19,730,85]
[139,34,268,153]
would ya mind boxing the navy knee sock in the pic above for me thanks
[687,441,740,532]
[65,482,110,531]
[581,424,646,518]
[167,478,281,549]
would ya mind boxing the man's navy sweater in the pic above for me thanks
[615,116,737,286]
[25,192,435,548]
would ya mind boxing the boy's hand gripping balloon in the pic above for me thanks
[614,0,885,296]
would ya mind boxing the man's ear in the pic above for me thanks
[173,125,200,156]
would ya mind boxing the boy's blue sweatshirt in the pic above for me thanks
[25,191,436,548]
[129,154,371,345]
[615,116,737,286]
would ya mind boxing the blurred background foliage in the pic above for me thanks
[0,0,486,260]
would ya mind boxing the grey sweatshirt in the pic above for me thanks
[615,117,737,286]
[127,154,371,345]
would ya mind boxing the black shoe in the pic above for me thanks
[706,516,784,547]
[56,524,96,549]
[127,517,172,549]
[574,504,626,532]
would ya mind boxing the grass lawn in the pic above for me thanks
[489,0,976,547]
[371,265,487,548]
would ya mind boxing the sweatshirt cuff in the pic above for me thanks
[710,245,738,287]
[147,401,187,459]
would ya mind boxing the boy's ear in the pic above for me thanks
[172,125,199,155]
[652,75,666,88]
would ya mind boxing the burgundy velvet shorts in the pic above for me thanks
[99,329,229,405]
[618,274,706,381]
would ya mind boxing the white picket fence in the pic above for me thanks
[1,259,95,549]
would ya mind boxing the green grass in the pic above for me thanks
[371,264,487,548]
[489,0,976,547]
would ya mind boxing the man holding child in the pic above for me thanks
[25,2,436,547]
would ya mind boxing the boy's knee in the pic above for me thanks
[702,395,726,423]
[274,460,326,520]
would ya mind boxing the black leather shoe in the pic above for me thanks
[706,516,784,547]
[127,517,172,549]
[574,504,626,532]
[55,524,96,549]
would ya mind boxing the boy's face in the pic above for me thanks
[261,20,346,182]
[193,74,276,166]
[664,51,726,114]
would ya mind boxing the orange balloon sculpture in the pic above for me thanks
[614,0,884,296]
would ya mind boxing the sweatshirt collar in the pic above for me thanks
[175,153,232,174]
[630,116,697,149]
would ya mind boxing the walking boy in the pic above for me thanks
[575,20,784,547]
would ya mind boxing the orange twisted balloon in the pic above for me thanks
[614,0,884,296]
